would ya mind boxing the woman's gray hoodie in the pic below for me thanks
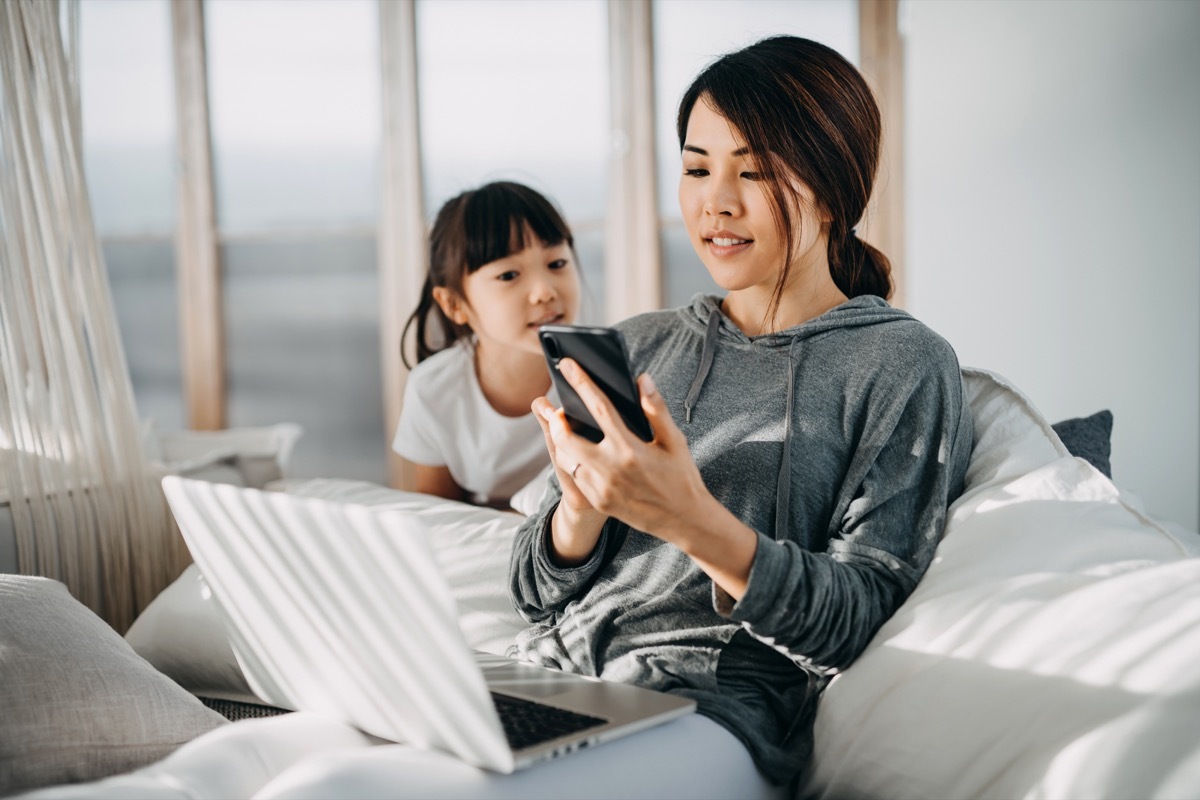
[509,294,973,783]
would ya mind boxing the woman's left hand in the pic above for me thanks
[544,358,709,544]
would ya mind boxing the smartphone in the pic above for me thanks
[538,324,653,444]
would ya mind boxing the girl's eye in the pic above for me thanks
[683,168,709,178]
[497,270,519,282]
[548,259,568,271]
[741,171,762,181]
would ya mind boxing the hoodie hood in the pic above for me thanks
[682,293,913,540]
[685,293,912,347]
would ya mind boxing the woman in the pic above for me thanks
[510,33,973,789]
[243,34,971,799]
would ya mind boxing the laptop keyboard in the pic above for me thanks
[490,692,608,750]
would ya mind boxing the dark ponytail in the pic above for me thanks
[400,181,576,369]
[677,35,893,312]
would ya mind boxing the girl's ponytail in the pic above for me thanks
[401,274,460,370]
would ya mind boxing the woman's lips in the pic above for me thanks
[705,237,753,257]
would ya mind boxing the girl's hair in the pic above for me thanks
[401,181,575,368]
[677,35,893,319]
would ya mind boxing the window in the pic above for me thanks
[81,0,889,488]
[205,0,385,481]
[79,0,182,428]
[415,0,609,320]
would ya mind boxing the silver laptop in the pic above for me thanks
[160,476,694,773]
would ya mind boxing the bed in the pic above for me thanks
[3,369,1198,799]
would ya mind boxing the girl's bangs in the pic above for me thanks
[462,186,572,272]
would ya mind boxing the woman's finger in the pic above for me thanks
[531,397,558,455]
[537,399,597,501]
[556,358,635,445]
[637,373,684,450]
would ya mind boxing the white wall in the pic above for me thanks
[904,0,1199,531]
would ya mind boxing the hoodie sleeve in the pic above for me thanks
[508,476,614,623]
[717,359,972,671]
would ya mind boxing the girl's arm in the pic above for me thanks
[412,464,468,503]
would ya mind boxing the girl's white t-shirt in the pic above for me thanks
[392,343,551,505]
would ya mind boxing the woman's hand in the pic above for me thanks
[537,357,758,597]
[530,392,607,565]
[542,358,709,545]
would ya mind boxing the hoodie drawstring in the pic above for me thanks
[685,303,798,541]
[774,337,801,541]
[684,310,722,424]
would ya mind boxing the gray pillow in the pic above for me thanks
[1051,409,1114,479]
[0,575,227,796]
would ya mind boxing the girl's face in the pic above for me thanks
[678,98,828,300]
[439,234,581,359]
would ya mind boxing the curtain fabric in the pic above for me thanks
[0,0,183,632]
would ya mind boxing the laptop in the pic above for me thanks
[160,476,695,773]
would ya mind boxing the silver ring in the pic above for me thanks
[570,462,582,479]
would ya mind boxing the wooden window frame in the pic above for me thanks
[171,0,224,430]
[378,0,426,489]
[858,0,906,307]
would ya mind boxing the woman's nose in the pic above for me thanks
[703,177,740,217]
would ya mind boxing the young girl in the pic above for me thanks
[393,181,581,509]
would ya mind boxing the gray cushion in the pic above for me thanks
[1051,409,1114,479]
[0,575,226,795]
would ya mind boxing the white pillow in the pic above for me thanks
[804,368,1200,800]
[510,464,554,516]
[145,422,303,489]
[127,481,529,703]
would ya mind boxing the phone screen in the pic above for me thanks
[538,325,653,443]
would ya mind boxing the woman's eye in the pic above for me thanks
[497,270,519,282]
[548,259,568,271]
[683,168,709,178]
[741,171,762,181]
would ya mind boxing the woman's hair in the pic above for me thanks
[677,35,893,316]
[401,181,575,368]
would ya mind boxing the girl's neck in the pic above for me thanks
[472,343,551,418]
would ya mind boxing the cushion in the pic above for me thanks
[804,369,1200,800]
[510,463,553,516]
[144,422,303,489]
[1052,408,1114,478]
[0,576,227,796]
[123,564,260,703]
[126,482,529,704]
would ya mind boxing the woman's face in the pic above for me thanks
[678,98,827,299]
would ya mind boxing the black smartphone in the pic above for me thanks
[538,324,653,444]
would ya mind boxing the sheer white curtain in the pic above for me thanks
[0,0,182,631]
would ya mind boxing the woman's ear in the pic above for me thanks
[432,286,469,326]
